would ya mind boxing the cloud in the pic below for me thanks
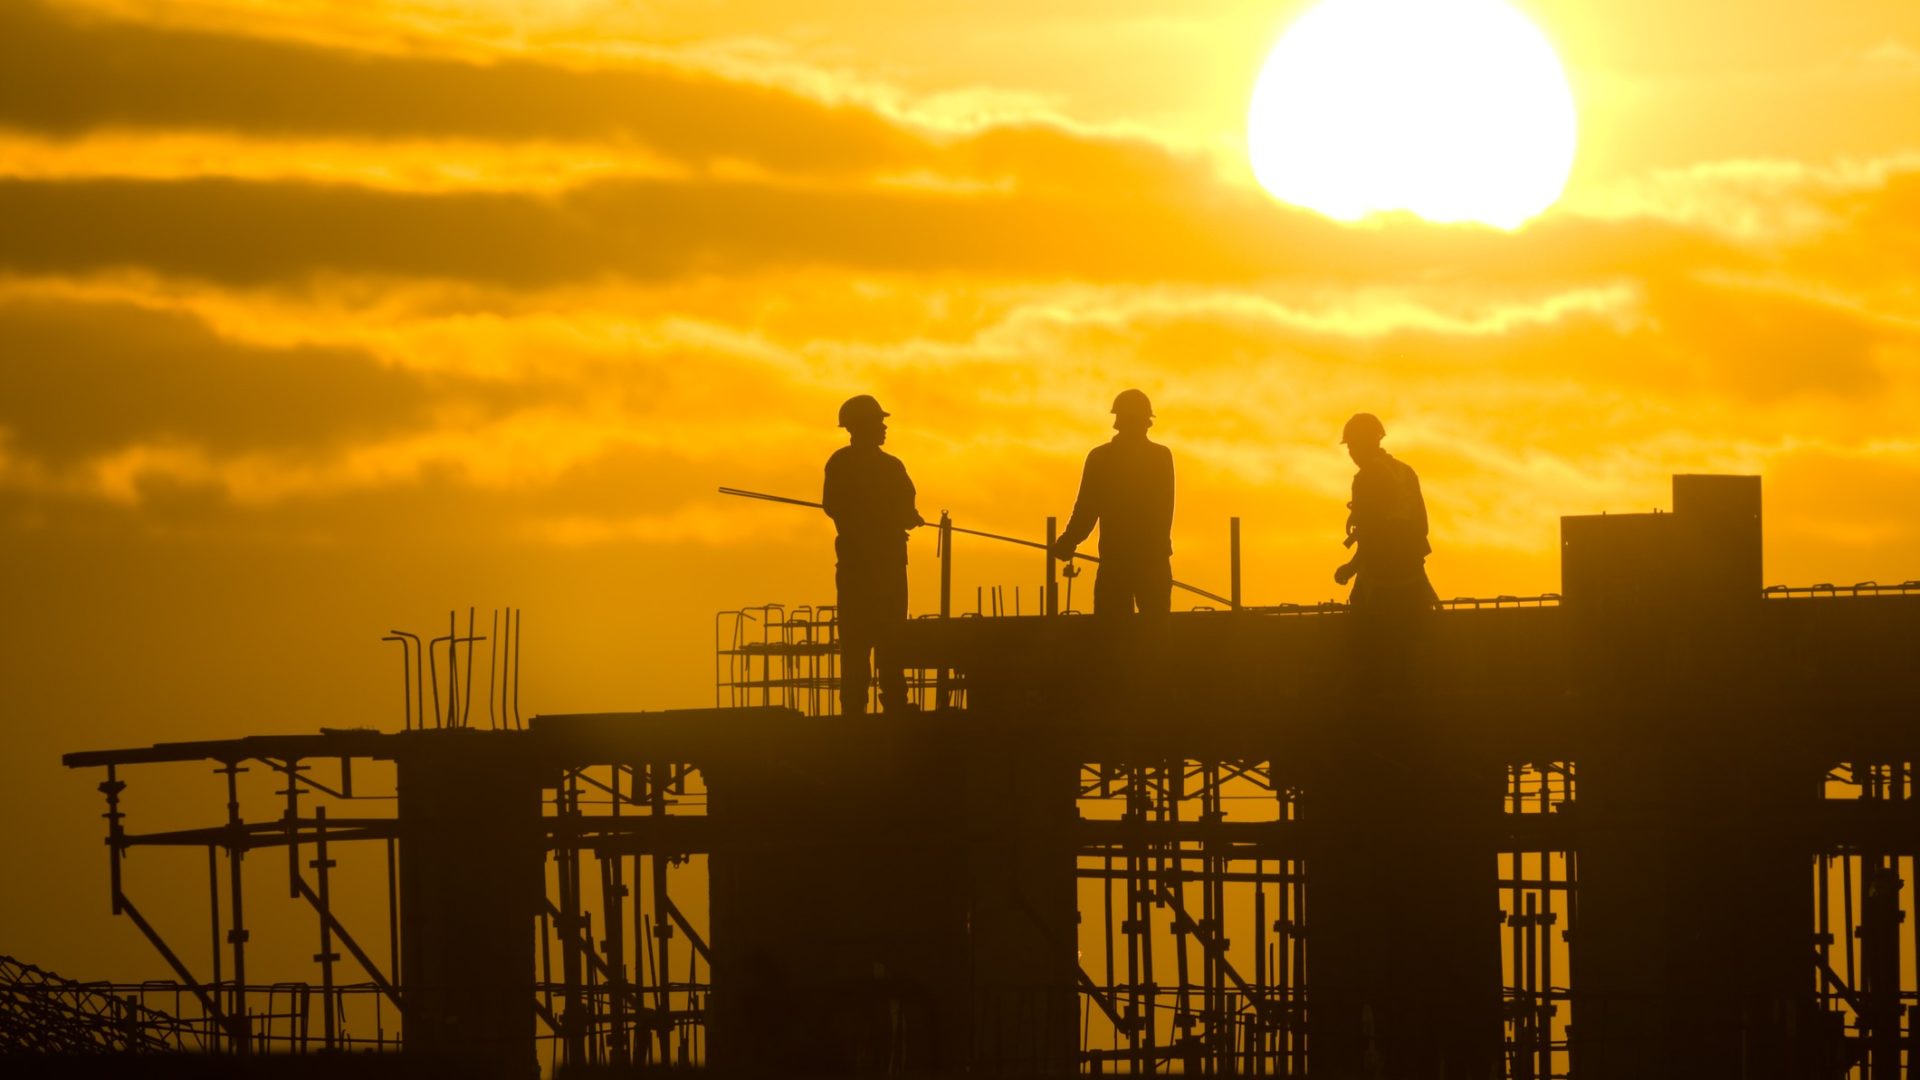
[0,171,1752,290]
[0,0,921,174]
[0,295,451,463]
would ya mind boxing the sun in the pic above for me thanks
[1247,0,1577,229]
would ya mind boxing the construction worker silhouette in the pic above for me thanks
[823,395,925,715]
[1050,389,1175,614]
[1334,412,1437,614]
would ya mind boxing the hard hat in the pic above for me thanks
[1341,412,1386,445]
[838,394,890,428]
[1111,389,1154,418]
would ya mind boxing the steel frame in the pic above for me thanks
[1499,761,1578,1080]
[1074,759,1307,1074]
[1817,761,1918,1079]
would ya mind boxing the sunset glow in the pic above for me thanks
[1248,0,1578,227]
[7,0,1920,1000]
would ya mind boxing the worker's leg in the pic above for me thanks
[836,565,875,715]
[874,562,911,713]
[1135,558,1172,614]
[1092,563,1129,614]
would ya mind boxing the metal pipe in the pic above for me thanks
[721,486,1232,605]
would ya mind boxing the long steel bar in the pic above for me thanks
[719,487,1232,605]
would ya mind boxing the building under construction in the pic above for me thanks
[16,474,1919,1078]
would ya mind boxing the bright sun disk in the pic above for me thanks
[1248,0,1578,229]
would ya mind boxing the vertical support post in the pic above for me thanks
[221,761,251,1054]
[100,769,125,915]
[558,771,587,1068]
[650,763,674,1066]
[1230,517,1242,611]
[601,841,630,1065]
[1254,864,1268,1072]
[1046,517,1060,617]
[207,844,223,1052]
[939,512,953,619]
[936,511,954,710]
[312,806,339,1051]
[606,765,631,1065]
[282,760,303,898]
[386,837,400,990]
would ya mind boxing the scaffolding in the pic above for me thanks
[1074,759,1307,1074]
[1817,761,1918,1079]
[541,761,711,1072]
[42,489,1920,1080]
[1500,762,1578,1080]
[715,604,840,714]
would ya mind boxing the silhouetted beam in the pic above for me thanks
[294,876,402,1012]
[1076,818,1302,850]
[113,893,243,1046]
[110,822,398,848]
[63,731,399,768]
[570,819,715,858]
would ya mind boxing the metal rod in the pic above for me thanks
[720,486,1232,605]
[462,607,477,728]
[381,635,413,731]
[427,634,445,730]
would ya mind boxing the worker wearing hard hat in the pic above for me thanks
[1049,389,1175,614]
[823,394,925,715]
[1334,412,1436,613]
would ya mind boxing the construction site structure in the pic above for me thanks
[24,475,1920,1078]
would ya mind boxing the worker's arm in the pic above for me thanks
[1408,466,1431,555]
[1334,475,1368,585]
[1156,446,1175,554]
[1052,450,1102,558]
[822,453,848,525]
[897,460,927,529]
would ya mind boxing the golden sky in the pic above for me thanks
[5,0,1920,978]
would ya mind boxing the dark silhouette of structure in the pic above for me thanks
[1334,411,1437,612]
[823,394,924,714]
[45,474,1920,1079]
[1051,389,1176,614]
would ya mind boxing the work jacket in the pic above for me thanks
[823,445,920,567]
[1347,451,1431,587]
[1058,434,1175,564]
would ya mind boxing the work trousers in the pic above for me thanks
[1348,566,1438,694]
[1092,556,1172,615]
[837,561,909,715]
